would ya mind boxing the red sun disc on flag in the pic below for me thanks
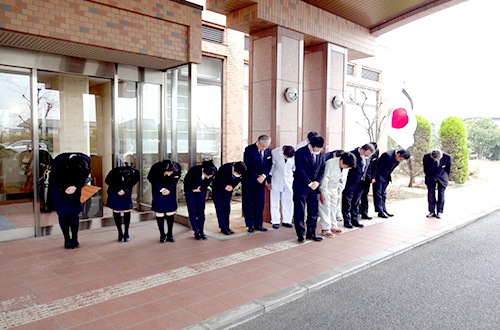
[392,108,409,129]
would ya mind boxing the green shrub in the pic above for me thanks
[439,117,468,184]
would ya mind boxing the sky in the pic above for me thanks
[373,0,500,125]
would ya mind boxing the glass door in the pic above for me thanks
[0,70,35,235]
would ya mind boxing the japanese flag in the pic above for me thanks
[387,88,417,149]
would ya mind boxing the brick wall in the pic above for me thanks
[0,0,202,64]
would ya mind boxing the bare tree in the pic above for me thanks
[348,88,389,145]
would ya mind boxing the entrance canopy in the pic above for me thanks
[206,0,466,59]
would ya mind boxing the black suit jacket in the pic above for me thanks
[212,163,243,192]
[293,146,325,195]
[423,152,452,187]
[375,150,400,184]
[184,165,216,193]
[242,143,272,188]
[344,148,364,192]
[365,149,379,181]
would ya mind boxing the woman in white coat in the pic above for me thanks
[319,151,357,237]
[269,145,295,229]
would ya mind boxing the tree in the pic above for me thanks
[464,118,500,160]
[439,117,468,184]
[399,115,431,187]
[348,87,389,145]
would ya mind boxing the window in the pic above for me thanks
[244,36,249,50]
[202,25,224,44]
[361,68,380,82]
[347,64,355,76]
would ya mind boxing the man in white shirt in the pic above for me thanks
[269,145,295,229]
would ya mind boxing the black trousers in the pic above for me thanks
[373,179,390,213]
[427,180,446,213]
[213,189,232,231]
[242,184,265,229]
[342,184,363,225]
[293,190,319,238]
[360,179,371,215]
[185,189,207,234]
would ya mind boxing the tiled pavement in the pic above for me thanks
[0,177,499,330]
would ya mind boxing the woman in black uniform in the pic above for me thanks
[50,153,91,249]
[184,160,217,240]
[212,161,247,235]
[105,164,140,242]
[148,159,181,243]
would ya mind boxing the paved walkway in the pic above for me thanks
[0,175,499,330]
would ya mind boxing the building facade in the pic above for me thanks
[0,0,458,241]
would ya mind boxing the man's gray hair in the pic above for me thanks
[361,143,375,153]
[431,149,443,160]
[257,135,271,144]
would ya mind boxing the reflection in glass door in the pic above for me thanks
[141,83,161,206]
[0,70,35,234]
[37,71,112,229]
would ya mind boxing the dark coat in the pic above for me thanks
[147,160,181,213]
[212,163,243,193]
[374,150,400,184]
[105,165,140,210]
[184,165,217,194]
[292,146,325,195]
[242,143,272,188]
[423,152,452,187]
[50,153,91,217]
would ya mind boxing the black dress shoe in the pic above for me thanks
[298,236,305,243]
[166,236,175,242]
[344,223,353,229]
[385,212,394,217]
[160,236,167,243]
[378,212,389,218]
[248,227,255,233]
[255,227,268,232]
[352,222,364,228]
[221,229,231,235]
[272,224,280,229]
[361,214,372,220]
[435,212,442,219]
[282,223,293,228]
[228,229,235,234]
[123,235,130,242]
[194,233,202,240]
[426,212,436,218]
[201,234,207,240]
[306,235,323,241]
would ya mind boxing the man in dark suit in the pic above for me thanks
[373,149,410,218]
[293,136,326,242]
[360,142,379,220]
[423,149,452,219]
[342,143,375,228]
[242,135,272,232]
[212,161,247,235]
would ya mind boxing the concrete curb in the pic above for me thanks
[185,205,500,330]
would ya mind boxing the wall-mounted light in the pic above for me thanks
[284,87,298,103]
[332,95,345,109]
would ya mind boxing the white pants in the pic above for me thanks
[270,188,293,225]
[319,187,341,231]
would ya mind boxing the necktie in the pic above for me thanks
[260,151,264,163]
[312,154,316,165]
